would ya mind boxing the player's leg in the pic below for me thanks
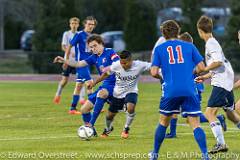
[235,99,240,115]
[199,113,227,131]
[121,93,138,139]
[80,100,94,124]
[101,110,117,138]
[89,88,109,126]
[165,114,178,138]
[149,97,181,160]
[205,86,228,154]
[53,67,70,104]
[69,82,84,114]
[79,86,86,105]
[187,116,209,160]
[181,95,209,159]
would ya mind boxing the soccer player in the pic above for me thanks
[53,17,86,105]
[64,16,97,115]
[88,50,157,139]
[165,32,226,139]
[196,15,240,154]
[54,34,119,135]
[149,20,209,160]
[234,30,240,114]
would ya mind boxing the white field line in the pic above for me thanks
[0,124,239,141]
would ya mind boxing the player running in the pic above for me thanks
[54,34,119,135]
[196,16,240,154]
[53,17,84,105]
[88,50,160,139]
[149,20,209,160]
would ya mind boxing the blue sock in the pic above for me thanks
[193,127,208,158]
[82,113,91,124]
[169,118,177,135]
[89,97,105,126]
[70,95,80,110]
[200,113,208,123]
[153,124,167,154]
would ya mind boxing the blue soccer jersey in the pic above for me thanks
[152,40,203,98]
[70,30,92,61]
[85,48,119,86]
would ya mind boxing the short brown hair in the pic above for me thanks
[87,34,104,45]
[69,17,80,23]
[197,16,213,33]
[83,16,97,26]
[179,32,193,43]
[161,20,180,39]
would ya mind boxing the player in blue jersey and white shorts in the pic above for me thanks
[54,34,119,136]
[149,20,209,160]
[64,16,97,115]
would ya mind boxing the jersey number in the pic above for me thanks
[167,46,184,64]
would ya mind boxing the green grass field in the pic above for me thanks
[0,82,239,160]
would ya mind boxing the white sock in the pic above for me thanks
[79,87,85,100]
[210,121,225,145]
[56,84,63,96]
[124,112,136,129]
[106,117,113,131]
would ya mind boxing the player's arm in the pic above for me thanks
[53,56,87,67]
[65,45,73,60]
[194,61,206,74]
[204,61,222,72]
[195,72,212,83]
[150,66,162,79]
[61,44,67,52]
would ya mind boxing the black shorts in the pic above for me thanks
[61,66,76,77]
[208,86,235,111]
[108,93,138,113]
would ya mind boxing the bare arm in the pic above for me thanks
[65,45,73,60]
[150,66,162,79]
[204,61,222,72]
[53,56,87,67]
[61,44,67,52]
[194,61,206,74]
[94,72,110,86]
[195,72,212,83]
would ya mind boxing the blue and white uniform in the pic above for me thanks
[85,48,119,104]
[152,39,204,117]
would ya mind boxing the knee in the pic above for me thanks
[97,90,108,99]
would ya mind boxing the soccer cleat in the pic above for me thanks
[92,127,98,137]
[100,127,114,138]
[79,99,86,105]
[121,127,130,139]
[148,151,158,160]
[209,143,228,154]
[53,95,61,104]
[217,114,227,131]
[165,133,177,138]
[68,109,82,115]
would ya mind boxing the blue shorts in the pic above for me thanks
[76,66,91,83]
[208,86,235,111]
[88,84,114,105]
[61,66,76,77]
[109,93,138,113]
[160,95,202,117]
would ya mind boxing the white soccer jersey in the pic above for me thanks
[110,60,151,98]
[205,37,234,91]
[151,36,166,55]
[62,30,76,61]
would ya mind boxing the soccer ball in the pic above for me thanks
[77,125,94,140]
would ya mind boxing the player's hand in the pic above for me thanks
[62,63,68,70]
[194,76,204,83]
[53,56,65,63]
[87,81,95,89]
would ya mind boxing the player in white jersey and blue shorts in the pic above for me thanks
[196,16,240,154]
[53,17,86,105]
[88,50,158,139]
